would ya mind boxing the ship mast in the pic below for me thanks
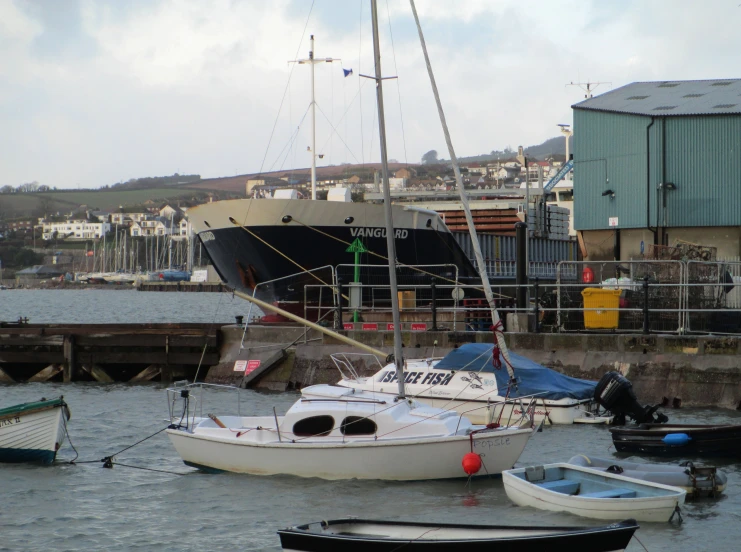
[291,36,338,200]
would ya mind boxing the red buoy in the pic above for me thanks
[462,452,482,475]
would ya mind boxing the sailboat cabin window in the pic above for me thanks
[292,415,335,437]
[340,416,377,436]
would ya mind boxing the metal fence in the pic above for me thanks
[246,260,741,336]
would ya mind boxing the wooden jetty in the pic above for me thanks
[0,323,224,383]
[137,282,230,292]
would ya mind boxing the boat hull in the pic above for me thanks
[167,427,532,480]
[610,423,741,457]
[278,518,639,552]
[503,463,685,523]
[187,199,477,299]
[0,399,68,465]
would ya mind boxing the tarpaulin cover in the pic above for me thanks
[435,343,596,400]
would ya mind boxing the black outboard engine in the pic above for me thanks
[594,371,668,425]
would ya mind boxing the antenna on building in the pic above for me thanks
[567,81,612,99]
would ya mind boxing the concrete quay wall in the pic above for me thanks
[215,326,741,410]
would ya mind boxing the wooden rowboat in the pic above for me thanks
[0,397,70,464]
[278,518,639,552]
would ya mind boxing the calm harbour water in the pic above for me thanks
[1,290,740,551]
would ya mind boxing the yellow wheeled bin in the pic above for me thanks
[581,288,621,329]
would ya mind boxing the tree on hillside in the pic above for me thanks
[13,248,43,267]
[0,185,12,194]
[17,181,39,193]
[421,150,438,165]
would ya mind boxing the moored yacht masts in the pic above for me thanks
[370,0,405,398]
[290,35,338,200]
[409,0,515,380]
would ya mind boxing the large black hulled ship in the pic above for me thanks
[187,198,479,302]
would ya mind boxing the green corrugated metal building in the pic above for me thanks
[572,79,741,260]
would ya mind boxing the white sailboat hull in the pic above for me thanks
[167,427,532,480]
[0,403,66,464]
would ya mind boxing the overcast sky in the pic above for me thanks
[2,0,741,190]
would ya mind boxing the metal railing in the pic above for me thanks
[241,260,741,336]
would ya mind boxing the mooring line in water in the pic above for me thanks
[103,461,190,476]
[68,424,174,468]
[61,411,79,464]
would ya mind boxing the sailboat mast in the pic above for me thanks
[409,0,515,379]
[371,0,405,397]
[310,35,317,200]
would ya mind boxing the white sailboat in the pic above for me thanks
[165,3,536,480]
[336,345,597,425]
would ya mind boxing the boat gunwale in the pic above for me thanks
[0,399,67,422]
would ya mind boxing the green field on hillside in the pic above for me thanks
[1,187,216,218]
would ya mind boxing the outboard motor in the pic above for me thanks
[594,371,668,425]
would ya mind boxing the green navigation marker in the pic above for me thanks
[345,238,368,322]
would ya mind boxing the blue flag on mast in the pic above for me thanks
[342,68,353,77]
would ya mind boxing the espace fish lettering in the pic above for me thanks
[350,228,409,239]
[378,371,454,386]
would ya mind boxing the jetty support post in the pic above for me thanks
[63,335,76,382]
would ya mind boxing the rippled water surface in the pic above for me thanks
[1,290,741,550]
[2,384,740,551]
[0,289,254,324]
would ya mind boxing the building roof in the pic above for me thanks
[572,79,741,117]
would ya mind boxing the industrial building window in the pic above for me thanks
[340,416,377,436]
[713,104,737,109]
[292,415,334,437]
[712,82,733,86]
[653,106,677,111]
[658,83,680,88]
[683,93,705,98]
[627,95,649,100]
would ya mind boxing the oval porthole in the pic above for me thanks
[282,215,293,224]
[204,220,211,228]
[292,415,334,437]
[426,219,432,228]
[344,216,354,224]
[340,416,377,436]
[228,216,238,225]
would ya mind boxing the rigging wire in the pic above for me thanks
[358,0,365,168]
[318,78,370,155]
[385,0,409,166]
[254,0,315,181]
[315,103,362,164]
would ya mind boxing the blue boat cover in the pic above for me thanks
[435,343,596,400]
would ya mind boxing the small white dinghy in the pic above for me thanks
[568,454,727,496]
[503,462,686,522]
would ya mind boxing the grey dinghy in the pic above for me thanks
[568,454,727,496]
[278,518,639,552]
